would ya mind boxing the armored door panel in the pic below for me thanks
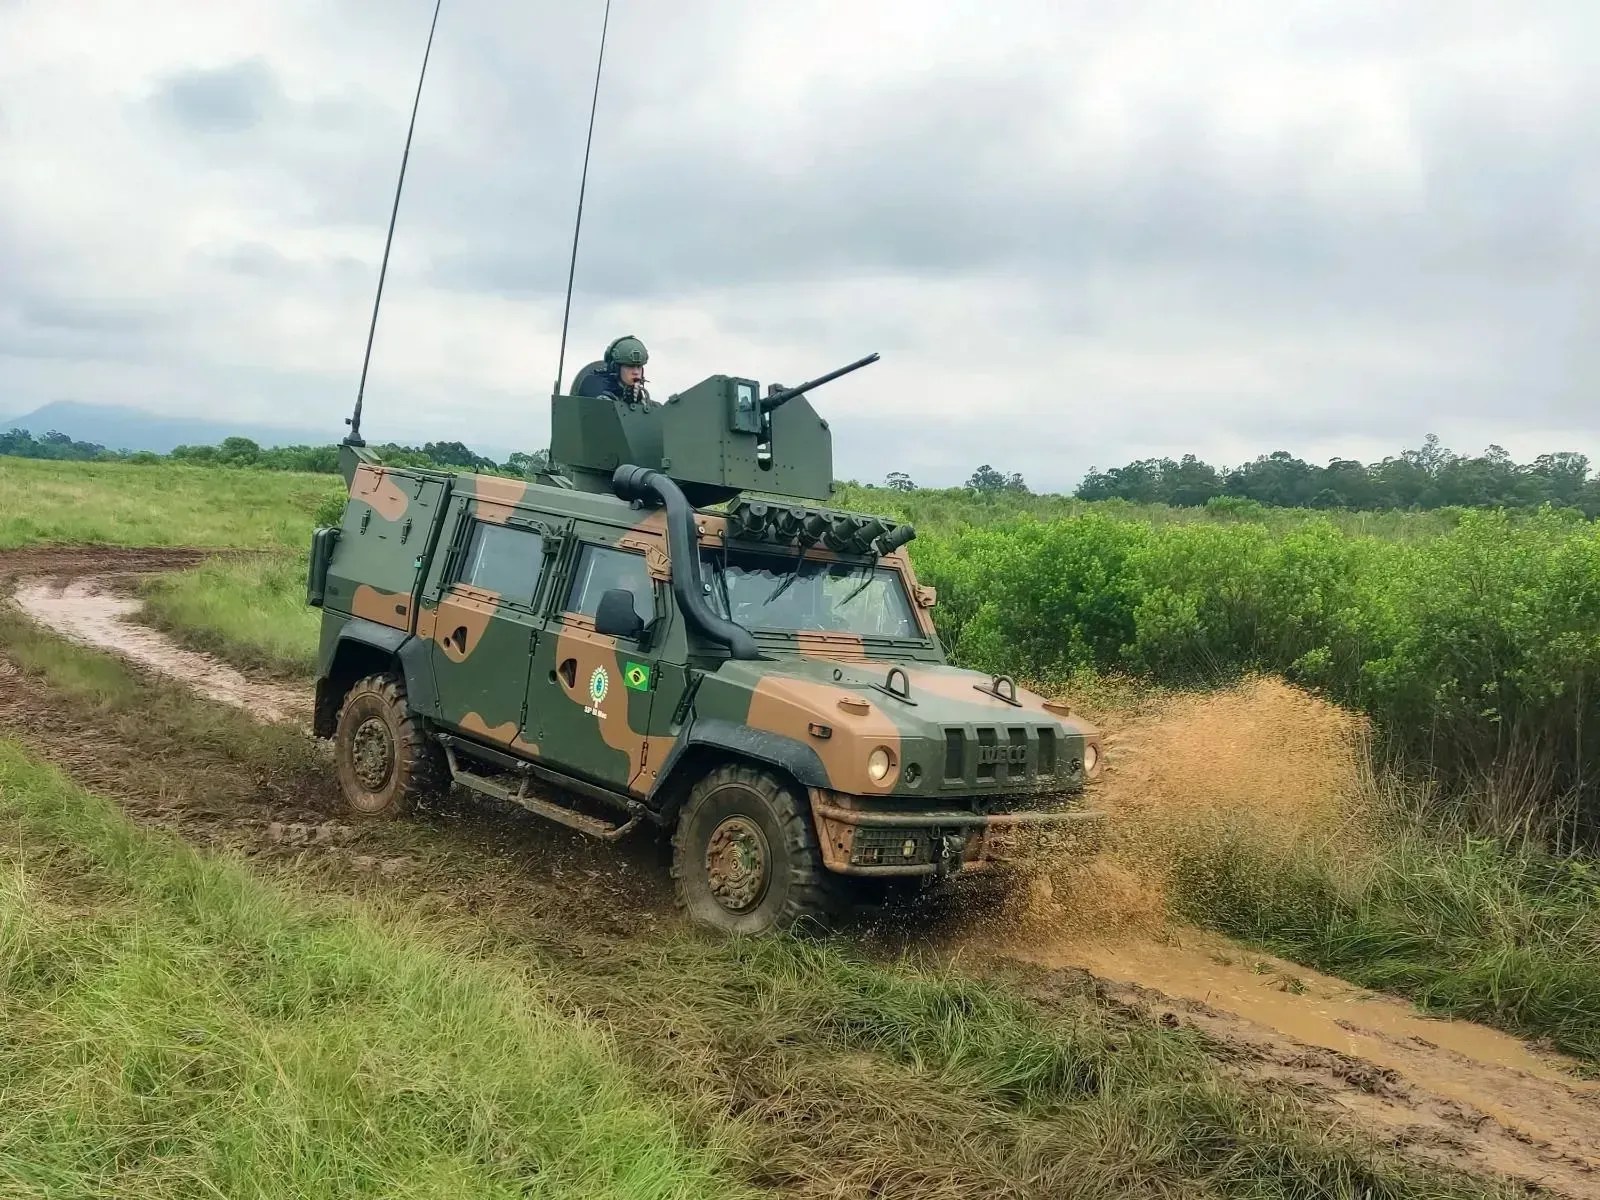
[528,541,668,796]
[426,518,550,754]
[324,465,446,629]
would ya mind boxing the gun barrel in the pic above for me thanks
[761,352,880,412]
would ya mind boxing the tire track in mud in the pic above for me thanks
[992,933,1600,1198]
[5,545,1599,1197]
[13,574,307,724]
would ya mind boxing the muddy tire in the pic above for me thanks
[333,672,446,818]
[672,763,843,936]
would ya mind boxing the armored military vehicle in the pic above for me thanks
[306,359,1105,934]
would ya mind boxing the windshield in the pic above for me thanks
[701,546,920,639]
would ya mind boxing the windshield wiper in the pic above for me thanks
[835,556,878,609]
[706,546,734,619]
[760,544,808,607]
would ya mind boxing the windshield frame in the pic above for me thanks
[698,542,929,646]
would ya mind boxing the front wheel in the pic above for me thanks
[671,763,843,936]
[332,672,447,817]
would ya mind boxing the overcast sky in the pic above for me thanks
[2,1,1595,490]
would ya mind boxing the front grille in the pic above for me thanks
[976,728,998,781]
[943,729,964,781]
[851,827,933,867]
[941,723,1079,790]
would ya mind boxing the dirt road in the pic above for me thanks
[5,544,1598,1198]
[12,567,306,724]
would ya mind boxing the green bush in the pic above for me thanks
[908,507,1600,836]
[313,491,346,528]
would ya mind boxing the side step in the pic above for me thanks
[440,741,643,842]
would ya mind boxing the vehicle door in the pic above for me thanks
[425,512,555,755]
[527,537,669,795]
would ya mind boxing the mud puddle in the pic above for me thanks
[10,571,306,725]
[995,928,1600,1196]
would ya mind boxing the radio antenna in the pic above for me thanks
[553,0,613,396]
[346,0,445,447]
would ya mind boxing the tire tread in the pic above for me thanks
[334,670,447,815]
[671,762,845,934]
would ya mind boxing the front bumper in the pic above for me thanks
[806,788,1105,877]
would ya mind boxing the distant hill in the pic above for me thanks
[0,401,517,463]
[0,402,334,455]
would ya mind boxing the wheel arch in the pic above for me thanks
[313,619,435,737]
[650,718,829,825]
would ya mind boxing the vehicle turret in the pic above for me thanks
[547,353,878,507]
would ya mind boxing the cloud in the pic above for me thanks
[150,58,284,134]
[0,0,1595,490]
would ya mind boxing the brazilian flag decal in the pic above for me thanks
[624,661,652,692]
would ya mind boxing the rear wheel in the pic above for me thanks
[333,672,447,817]
[672,763,843,936]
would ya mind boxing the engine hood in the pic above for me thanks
[693,657,1103,800]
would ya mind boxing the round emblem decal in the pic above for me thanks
[589,666,609,705]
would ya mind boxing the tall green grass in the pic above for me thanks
[911,506,1600,837]
[833,483,1477,541]
[139,552,320,676]
[0,742,751,1199]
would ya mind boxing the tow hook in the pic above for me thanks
[934,832,966,879]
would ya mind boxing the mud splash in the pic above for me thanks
[958,676,1600,1196]
[971,676,1377,945]
[11,574,306,725]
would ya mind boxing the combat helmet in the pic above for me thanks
[604,335,648,368]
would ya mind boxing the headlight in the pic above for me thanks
[867,746,894,783]
[1083,742,1099,775]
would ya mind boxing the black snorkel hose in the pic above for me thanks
[611,465,763,660]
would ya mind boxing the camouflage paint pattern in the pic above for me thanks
[312,449,1103,874]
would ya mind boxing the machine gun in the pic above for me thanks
[762,352,879,413]
[549,352,880,506]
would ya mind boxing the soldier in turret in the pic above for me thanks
[572,335,651,404]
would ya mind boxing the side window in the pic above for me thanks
[455,521,546,607]
[565,544,653,619]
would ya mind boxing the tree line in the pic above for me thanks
[0,429,549,479]
[1074,436,1600,516]
[10,425,1600,518]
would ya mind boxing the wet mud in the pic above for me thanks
[6,549,306,725]
[4,546,1599,1196]
[1007,934,1600,1197]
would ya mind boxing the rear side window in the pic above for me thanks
[457,521,545,606]
[566,544,653,618]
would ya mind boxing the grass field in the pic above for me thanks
[0,744,750,1199]
[0,457,342,550]
[0,623,1512,1200]
[11,453,1600,1065]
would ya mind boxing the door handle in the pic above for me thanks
[558,658,577,689]
[449,626,469,653]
